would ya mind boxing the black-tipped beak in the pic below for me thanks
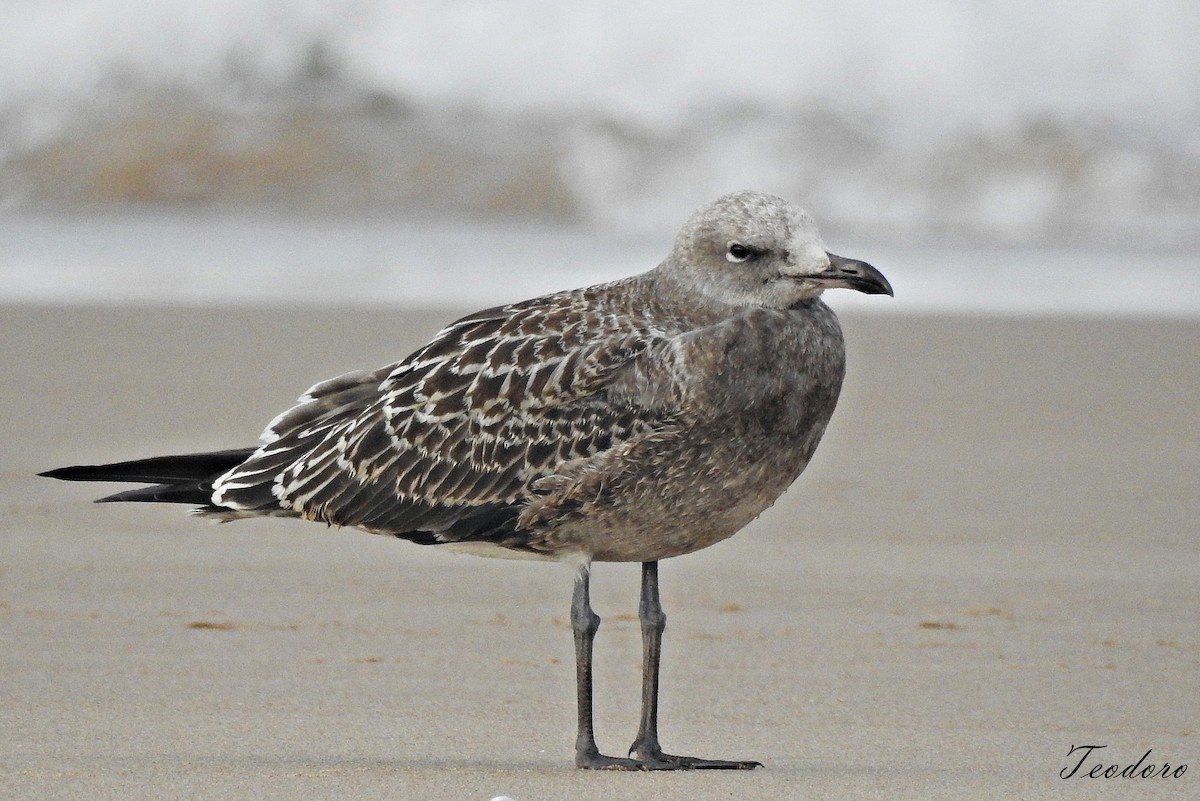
[819,252,893,296]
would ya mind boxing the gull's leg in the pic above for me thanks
[628,561,762,770]
[572,563,641,770]
[629,560,666,759]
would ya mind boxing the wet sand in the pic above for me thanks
[2,305,1197,800]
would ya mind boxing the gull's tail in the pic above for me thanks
[39,448,256,505]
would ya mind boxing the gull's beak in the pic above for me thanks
[817,252,893,297]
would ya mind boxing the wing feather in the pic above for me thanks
[211,284,682,547]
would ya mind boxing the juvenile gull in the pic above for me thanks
[42,190,892,770]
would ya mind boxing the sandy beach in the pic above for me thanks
[2,304,1196,800]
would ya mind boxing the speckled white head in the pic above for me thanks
[662,190,891,308]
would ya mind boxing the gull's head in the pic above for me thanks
[664,190,892,308]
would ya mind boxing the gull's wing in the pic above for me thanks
[210,287,681,551]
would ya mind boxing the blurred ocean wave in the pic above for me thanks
[2,0,1199,249]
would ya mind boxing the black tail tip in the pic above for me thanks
[39,466,75,480]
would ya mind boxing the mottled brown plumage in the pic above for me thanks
[209,284,674,556]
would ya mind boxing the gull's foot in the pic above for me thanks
[629,741,762,770]
[577,749,759,770]
[575,749,669,771]
[638,753,762,770]
[658,754,762,770]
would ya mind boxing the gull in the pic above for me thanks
[42,190,892,770]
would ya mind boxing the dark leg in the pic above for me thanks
[572,563,642,769]
[629,560,666,759]
[627,561,762,770]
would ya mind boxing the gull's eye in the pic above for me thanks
[726,242,754,263]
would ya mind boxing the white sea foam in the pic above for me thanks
[4,1,1196,130]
